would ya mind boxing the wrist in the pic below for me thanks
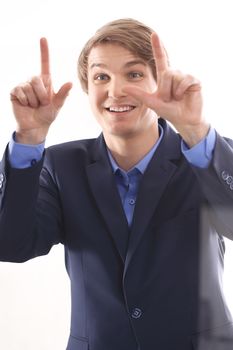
[15,127,48,145]
[175,122,210,148]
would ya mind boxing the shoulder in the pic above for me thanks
[45,137,99,160]
[47,137,98,152]
[43,134,107,171]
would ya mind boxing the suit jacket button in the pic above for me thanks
[0,173,4,189]
[226,175,233,185]
[131,308,142,319]
[221,170,229,181]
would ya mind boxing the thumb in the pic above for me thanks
[54,82,73,109]
[122,85,156,110]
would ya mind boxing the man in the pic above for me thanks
[0,18,233,350]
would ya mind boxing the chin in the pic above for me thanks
[107,127,138,139]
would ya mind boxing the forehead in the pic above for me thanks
[88,43,146,69]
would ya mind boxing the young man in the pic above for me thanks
[0,18,233,350]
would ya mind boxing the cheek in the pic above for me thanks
[148,78,157,92]
[139,75,157,93]
[88,88,102,106]
[88,93,104,119]
[88,92,97,108]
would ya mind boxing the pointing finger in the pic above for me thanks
[40,37,50,76]
[151,32,169,79]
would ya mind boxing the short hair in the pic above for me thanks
[78,18,157,93]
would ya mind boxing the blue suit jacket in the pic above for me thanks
[1,119,233,350]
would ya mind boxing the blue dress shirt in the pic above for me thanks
[107,125,164,225]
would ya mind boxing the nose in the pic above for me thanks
[108,77,127,99]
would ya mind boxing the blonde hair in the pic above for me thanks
[78,18,157,93]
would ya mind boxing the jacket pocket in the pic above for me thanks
[191,322,233,350]
[66,335,89,350]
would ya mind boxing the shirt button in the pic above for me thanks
[129,198,135,205]
[131,308,142,319]
[31,159,37,166]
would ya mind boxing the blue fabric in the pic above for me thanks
[8,125,216,226]
[9,133,45,168]
[181,126,216,168]
[107,125,164,225]
[2,121,232,349]
[108,125,216,225]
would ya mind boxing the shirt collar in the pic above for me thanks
[107,124,164,175]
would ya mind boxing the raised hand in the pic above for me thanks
[123,32,209,147]
[10,38,73,144]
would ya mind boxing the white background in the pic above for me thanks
[0,0,233,348]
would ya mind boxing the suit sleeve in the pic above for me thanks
[192,133,233,239]
[0,147,64,262]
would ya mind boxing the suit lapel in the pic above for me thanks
[124,121,182,272]
[86,135,129,263]
[86,121,182,267]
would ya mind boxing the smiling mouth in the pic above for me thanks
[106,105,136,113]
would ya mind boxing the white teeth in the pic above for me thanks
[109,106,133,112]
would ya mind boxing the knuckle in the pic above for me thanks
[10,86,23,99]
[10,87,17,97]
[13,86,21,94]
[31,76,42,85]
[22,82,32,93]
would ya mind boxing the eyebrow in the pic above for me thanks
[89,59,147,70]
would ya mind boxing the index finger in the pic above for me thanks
[40,37,50,76]
[151,32,169,78]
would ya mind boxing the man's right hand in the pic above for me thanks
[10,38,73,144]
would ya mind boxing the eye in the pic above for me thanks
[128,72,143,79]
[94,73,109,81]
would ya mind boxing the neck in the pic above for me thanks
[104,123,159,171]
